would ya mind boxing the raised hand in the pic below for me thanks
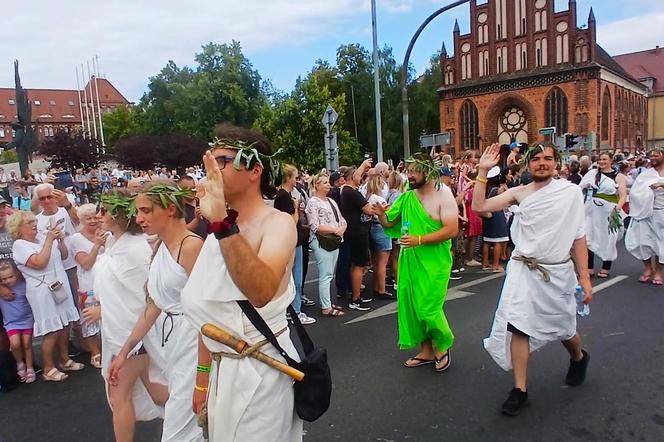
[198,150,228,223]
[478,143,502,172]
[52,189,70,207]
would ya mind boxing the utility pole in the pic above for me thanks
[371,0,383,161]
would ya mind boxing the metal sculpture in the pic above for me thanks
[5,60,36,176]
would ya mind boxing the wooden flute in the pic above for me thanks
[201,323,305,382]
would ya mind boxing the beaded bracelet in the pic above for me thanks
[196,364,211,373]
[194,385,208,392]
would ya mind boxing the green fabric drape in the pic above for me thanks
[384,191,454,351]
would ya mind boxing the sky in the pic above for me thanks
[1,0,662,102]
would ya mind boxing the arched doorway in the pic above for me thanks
[498,105,529,145]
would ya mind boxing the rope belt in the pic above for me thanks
[161,312,183,347]
[512,255,572,283]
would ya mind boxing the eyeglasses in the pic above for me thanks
[38,195,53,201]
[214,155,236,170]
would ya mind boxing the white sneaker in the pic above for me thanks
[297,312,317,325]
[466,260,482,267]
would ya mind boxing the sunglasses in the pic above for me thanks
[214,155,236,170]
[39,195,53,202]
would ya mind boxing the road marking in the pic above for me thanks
[304,278,319,285]
[345,273,503,325]
[345,274,629,325]
[593,275,629,292]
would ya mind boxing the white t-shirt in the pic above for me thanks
[360,182,389,200]
[36,207,78,270]
[69,233,105,293]
[367,194,387,221]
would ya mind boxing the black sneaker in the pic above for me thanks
[565,349,590,386]
[501,388,529,416]
[301,296,316,307]
[360,296,374,303]
[349,301,371,311]
[386,277,395,287]
[373,291,395,300]
[449,274,462,280]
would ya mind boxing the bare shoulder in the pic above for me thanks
[510,184,531,203]
[264,206,296,228]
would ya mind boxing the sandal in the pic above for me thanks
[16,362,26,383]
[25,368,36,384]
[638,274,652,283]
[652,279,664,286]
[492,267,505,273]
[90,354,102,369]
[403,357,435,368]
[434,351,451,373]
[322,308,345,317]
[42,368,69,382]
[597,271,610,279]
[59,359,85,371]
[331,304,344,311]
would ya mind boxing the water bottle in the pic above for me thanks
[400,221,411,245]
[82,290,101,336]
[575,285,590,317]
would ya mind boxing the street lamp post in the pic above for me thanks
[400,0,471,159]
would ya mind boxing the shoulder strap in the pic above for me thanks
[326,198,340,223]
[237,301,314,360]
[176,234,199,264]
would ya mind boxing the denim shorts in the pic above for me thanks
[370,223,393,252]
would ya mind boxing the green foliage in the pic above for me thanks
[38,130,106,171]
[102,105,140,152]
[113,134,207,171]
[0,149,18,164]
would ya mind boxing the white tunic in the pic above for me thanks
[579,169,623,261]
[148,242,203,442]
[94,233,166,421]
[182,235,303,442]
[484,179,585,371]
[13,239,79,336]
[624,168,664,262]
[36,207,78,270]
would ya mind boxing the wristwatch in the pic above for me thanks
[207,209,239,240]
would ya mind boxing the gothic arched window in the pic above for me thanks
[601,88,612,141]
[544,87,568,134]
[460,100,479,150]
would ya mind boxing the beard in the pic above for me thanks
[651,158,663,168]
[409,177,426,189]
[531,167,554,182]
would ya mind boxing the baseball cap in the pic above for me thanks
[329,172,341,186]
[510,142,520,150]
[487,166,501,179]
[439,167,453,177]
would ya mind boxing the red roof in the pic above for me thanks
[0,77,130,125]
[614,46,664,94]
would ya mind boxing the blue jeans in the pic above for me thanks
[311,237,339,310]
[291,245,304,314]
[335,241,352,293]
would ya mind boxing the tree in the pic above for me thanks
[113,134,206,171]
[38,131,106,171]
[102,105,140,150]
[256,73,361,172]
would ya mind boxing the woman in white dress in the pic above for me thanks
[90,190,168,442]
[109,182,204,442]
[8,210,82,382]
[69,203,104,369]
[579,153,627,278]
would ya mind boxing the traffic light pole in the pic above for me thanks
[400,0,471,159]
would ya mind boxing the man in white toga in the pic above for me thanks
[473,143,593,416]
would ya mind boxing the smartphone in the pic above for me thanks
[364,153,371,160]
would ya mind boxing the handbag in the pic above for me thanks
[315,198,342,252]
[237,301,332,422]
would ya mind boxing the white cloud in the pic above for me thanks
[0,0,374,101]
[597,12,664,55]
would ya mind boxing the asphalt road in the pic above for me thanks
[2,247,663,442]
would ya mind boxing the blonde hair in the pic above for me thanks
[6,210,36,240]
[282,164,298,184]
[366,175,383,197]
[387,171,404,192]
[77,203,97,220]
[313,174,329,192]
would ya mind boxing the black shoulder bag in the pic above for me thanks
[315,198,342,252]
[237,301,332,422]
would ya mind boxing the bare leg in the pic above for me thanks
[85,335,101,357]
[466,236,477,262]
[8,334,24,367]
[653,259,663,281]
[41,331,59,374]
[373,251,390,293]
[390,244,400,284]
[138,355,169,406]
[510,334,529,391]
[482,242,490,267]
[21,334,34,370]
[57,325,71,365]
[561,333,584,361]
[108,355,151,442]
[351,265,365,302]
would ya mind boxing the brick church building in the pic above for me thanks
[438,0,648,154]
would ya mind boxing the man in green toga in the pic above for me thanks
[374,152,459,372]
